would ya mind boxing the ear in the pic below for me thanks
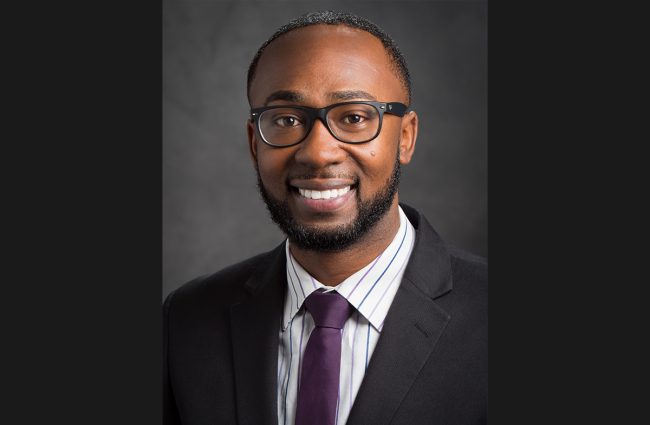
[246,119,259,170]
[398,111,418,164]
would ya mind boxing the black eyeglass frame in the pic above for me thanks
[250,101,408,148]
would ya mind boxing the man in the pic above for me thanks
[164,10,487,425]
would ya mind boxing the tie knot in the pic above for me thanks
[304,291,353,329]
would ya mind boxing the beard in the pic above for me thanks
[256,150,401,253]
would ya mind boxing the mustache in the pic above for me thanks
[285,170,359,183]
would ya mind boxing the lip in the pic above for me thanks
[291,182,356,213]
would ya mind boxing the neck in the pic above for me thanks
[289,200,401,287]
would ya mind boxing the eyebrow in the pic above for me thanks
[263,90,378,107]
[328,90,377,103]
[263,90,306,106]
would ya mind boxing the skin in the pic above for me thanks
[247,25,418,287]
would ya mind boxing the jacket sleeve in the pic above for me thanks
[163,290,182,425]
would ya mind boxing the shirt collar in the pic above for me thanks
[282,206,416,331]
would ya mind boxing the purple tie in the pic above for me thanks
[295,291,354,425]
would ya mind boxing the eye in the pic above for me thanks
[342,114,365,124]
[274,116,302,127]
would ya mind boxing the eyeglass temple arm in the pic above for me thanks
[385,102,408,117]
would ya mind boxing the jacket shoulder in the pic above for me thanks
[445,243,487,278]
[165,247,281,313]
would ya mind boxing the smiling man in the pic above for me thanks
[164,11,487,425]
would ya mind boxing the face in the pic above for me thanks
[247,25,417,251]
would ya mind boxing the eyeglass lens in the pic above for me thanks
[258,103,380,146]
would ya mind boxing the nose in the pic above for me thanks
[294,118,346,169]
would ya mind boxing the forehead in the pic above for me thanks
[249,25,405,108]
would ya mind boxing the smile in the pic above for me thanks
[298,186,351,200]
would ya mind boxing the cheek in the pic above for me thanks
[257,161,279,188]
[357,131,399,177]
[256,148,293,188]
[353,144,397,193]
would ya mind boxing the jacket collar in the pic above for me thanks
[230,242,286,425]
[399,202,453,300]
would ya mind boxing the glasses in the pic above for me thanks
[250,101,407,147]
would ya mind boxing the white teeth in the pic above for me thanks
[299,186,351,200]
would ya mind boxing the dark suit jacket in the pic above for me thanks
[164,203,487,424]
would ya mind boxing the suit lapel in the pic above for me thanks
[347,204,454,425]
[230,243,286,425]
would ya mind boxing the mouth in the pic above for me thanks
[298,186,351,200]
[289,180,357,213]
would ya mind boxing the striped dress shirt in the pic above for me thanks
[277,206,416,425]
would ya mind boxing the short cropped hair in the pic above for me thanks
[247,10,411,106]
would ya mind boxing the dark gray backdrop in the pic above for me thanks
[163,1,487,302]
